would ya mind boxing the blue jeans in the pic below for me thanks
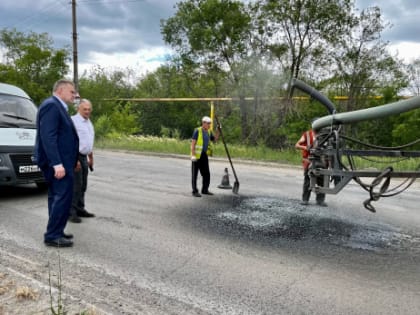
[43,167,74,240]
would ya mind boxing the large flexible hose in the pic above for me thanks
[312,95,420,131]
[291,78,337,115]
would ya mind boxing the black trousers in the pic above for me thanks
[191,152,210,193]
[302,168,325,203]
[70,154,89,216]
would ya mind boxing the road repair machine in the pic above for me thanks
[292,79,420,212]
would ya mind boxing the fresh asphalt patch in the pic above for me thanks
[181,195,420,254]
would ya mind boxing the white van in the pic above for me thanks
[0,82,45,188]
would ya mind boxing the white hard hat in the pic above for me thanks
[202,116,212,123]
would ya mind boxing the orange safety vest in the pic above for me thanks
[300,130,314,170]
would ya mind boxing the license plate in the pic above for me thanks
[19,165,40,173]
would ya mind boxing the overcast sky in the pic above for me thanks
[0,0,420,78]
[356,0,420,61]
[0,0,178,77]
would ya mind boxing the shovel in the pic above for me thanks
[215,115,240,194]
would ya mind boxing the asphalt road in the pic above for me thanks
[0,150,419,314]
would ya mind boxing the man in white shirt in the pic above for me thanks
[69,99,96,223]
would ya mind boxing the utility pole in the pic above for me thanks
[72,0,79,91]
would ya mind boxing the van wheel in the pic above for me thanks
[36,182,48,190]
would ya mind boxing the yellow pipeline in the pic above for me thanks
[210,101,214,132]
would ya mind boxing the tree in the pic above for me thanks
[330,6,407,113]
[134,64,220,138]
[259,0,354,94]
[0,28,69,104]
[406,58,420,96]
[78,66,135,118]
[161,0,256,140]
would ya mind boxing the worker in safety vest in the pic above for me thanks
[191,116,220,197]
[295,128,327,206]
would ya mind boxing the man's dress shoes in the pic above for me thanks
[44,237,73,247]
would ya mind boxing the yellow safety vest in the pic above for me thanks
[193,127,214,159]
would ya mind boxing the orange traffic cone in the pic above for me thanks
[218,167,233,189]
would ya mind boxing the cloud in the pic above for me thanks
[355,0,420,44]
[388,42,420,63]
[0,0,178,76]
[1,0,419,77]
[78,45,173,77]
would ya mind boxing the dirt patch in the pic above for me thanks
[0,268,101,315]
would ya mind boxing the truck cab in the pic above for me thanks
[0,82,45,188]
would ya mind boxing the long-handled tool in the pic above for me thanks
[215,115,240,194]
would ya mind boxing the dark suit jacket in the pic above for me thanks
[35,96,79,173]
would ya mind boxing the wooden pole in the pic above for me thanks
[72,0,79,91]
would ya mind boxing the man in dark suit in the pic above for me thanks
[35,79,79,247]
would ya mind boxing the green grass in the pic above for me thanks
[96,134,420,171]
[96,134,301,165]
[339,155,420,172]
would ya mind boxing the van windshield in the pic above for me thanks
[0,94,37,128]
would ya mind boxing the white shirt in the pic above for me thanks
[71,113,94,155]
